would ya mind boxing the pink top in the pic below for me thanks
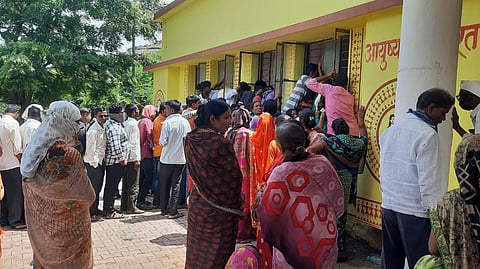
[138,117,153,160]
[306,79,359,136]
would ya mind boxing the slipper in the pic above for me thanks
[106,212,124,219]
[167,213,184,219]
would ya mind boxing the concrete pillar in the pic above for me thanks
[395,0,462,190]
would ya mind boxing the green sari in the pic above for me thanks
[323,134,367,252]
[416,134,480,268]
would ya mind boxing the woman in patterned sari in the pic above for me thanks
[185,99,243,269]
[20,101,95,269]
[415,134,480,268]
[256,122,344,268]
[225,107,254,241]
[307,106,368,260]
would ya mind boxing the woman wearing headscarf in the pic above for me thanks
[225,107,254,241]
[21,101,95,269]
[415,134,480,268]
[137,105,157,210]
[256,122,344,269]
[184,99,243,269]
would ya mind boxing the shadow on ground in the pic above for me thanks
[150,233,187,246]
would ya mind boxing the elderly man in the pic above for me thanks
[0,104,26,229]
[453,80,480,136]
[379,88,455,269]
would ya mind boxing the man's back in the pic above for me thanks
[160,114,191,164]
[0,115,21,170]
[380,113,445,218]
[20,119,41,150]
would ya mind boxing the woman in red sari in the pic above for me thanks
[185,99,243,269]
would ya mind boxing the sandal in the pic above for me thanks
[167,213,184,219]
[106,212,124,219]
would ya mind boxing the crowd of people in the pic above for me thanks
[0,62,479,268]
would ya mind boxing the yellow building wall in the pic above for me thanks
[354,0,480,228]
[152,67,183,105]
[161,0,372,60]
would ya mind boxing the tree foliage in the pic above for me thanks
[0,0,165,109]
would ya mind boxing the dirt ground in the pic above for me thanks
[336,236,381,268]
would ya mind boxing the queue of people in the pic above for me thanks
[0,73,479,269]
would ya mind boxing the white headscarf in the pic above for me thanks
[21,104,44,120]
[21,101,81,178]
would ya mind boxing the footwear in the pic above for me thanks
[159,211,168,216]
[126,208,144,215]
[167,213,184,219]
[13,224,27,230]
[91,215,104,222]
[105,212,124,219]
[137,202,153,210]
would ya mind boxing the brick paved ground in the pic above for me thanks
[0,201,380,268]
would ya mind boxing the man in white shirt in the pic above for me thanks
[0,104,26,229]
[20,105,42,150]
[122,104,143,214]
[159,100,191,219]
[84,106,107,218]
[452,80,480,136]
[379,88,455,269]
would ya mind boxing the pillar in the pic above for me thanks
[395,0,462,188]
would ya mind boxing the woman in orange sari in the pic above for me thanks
[21,101,95,269]
[249,113,275,224]
[249,109,275,269]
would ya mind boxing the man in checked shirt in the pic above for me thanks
[103,104,128,219]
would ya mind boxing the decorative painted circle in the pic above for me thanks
[364,79,397,183]
[154,89,165,105]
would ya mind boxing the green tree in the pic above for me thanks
[0,0,164,109]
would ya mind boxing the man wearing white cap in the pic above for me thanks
[453,80,480,136]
